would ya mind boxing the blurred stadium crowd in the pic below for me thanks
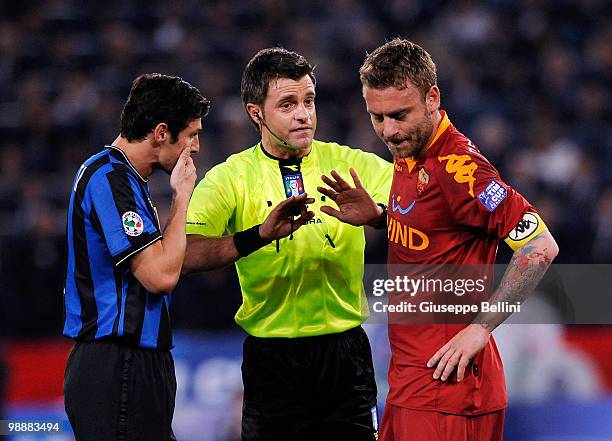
[0,0,610,339]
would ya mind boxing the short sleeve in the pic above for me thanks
[348,149,393,204]
[436,146,533,240]
[186,163,236,237]
[90,168,162,267]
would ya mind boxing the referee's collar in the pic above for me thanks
[258,142,313,163]
[107,145,148,183]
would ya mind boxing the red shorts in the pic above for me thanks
[379,403,505,441]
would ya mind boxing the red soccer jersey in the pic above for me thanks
[385,111,533,415]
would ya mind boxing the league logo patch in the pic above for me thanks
[122,211,144,236]
[417,168,430,197]
[478,180,507,212]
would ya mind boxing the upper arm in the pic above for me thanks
[90,169,162,267]
[436,143,532,240]
[504,213,559,258]
[186,164,236,237]
[349,148,393,203]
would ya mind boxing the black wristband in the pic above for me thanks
[373,203,387,230]
[233,224,271,257]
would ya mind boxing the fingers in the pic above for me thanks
[330,170,352,191]
[427,343,448,369]
[317,186,337,201]
[349,168,364,189]
[456,355,471,382]
[320,205,343,220]
[432,349,455,380]
[293,210,315,230]
[440,351,462,381]
[321,174,343,193]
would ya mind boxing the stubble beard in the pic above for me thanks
[386,115,434,159]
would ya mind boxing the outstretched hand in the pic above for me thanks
[259,193,315,241]
[317,168,382,227]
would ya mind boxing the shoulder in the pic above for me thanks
[312,139,390,165]
[436,126,489,162]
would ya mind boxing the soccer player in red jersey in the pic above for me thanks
[318,39,559,441]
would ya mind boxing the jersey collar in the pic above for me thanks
[107,145,148,183]
[397,110,451,173]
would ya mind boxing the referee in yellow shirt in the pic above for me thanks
[183,48,392,441]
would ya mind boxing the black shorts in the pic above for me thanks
[64,340,177,441]
[241,326,378,441]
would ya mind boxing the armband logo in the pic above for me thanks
[508,212,539,242]
[478,180,507,212]
[122,211,144,236]
[438,154,478,197]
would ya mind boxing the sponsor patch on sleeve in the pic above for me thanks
[478,180,507,212]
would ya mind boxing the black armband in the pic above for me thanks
[233,224,271,257]
[373,203,388,230]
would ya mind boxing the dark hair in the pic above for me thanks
[359,38,437,99]
[241,47,315,129]
[120,73,210,142]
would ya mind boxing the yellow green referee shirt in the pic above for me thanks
[186,140,392,338]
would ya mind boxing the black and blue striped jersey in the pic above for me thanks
[63,146,173,349]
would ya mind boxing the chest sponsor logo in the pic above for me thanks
[478,180,507,212]
[417,168,430,197]
[391,195,416,215]
[122,211,144,236]
[438,154,478,197]
[387,217,429,251]
[508,212,539,241]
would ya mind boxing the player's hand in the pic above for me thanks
[170,147,197,197]
[317,168,382,227]
[259,193,315,241]
[427,324,491,382]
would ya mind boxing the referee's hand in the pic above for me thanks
[259,193,315,241]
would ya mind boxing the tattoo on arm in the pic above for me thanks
[476,231,555,331]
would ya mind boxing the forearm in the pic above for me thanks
[474,231,559,332]
[156,194,191,280]
[183,235,240,273]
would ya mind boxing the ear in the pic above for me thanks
[246,103,262,126]
[426,86,441,114]
[153,123,169,144]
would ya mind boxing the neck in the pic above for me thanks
[111,135,156,177]
[260,135,310,160]
[425,110,443,148]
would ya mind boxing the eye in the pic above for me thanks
[372,114,383,122]
[304,98,315,106]
[281,102,293,110]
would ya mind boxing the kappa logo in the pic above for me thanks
[508,212,539,241]
[122,211,144,236]
[438,154,478,197]
[391,195,416,215]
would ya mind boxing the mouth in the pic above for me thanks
[291,127,312,133]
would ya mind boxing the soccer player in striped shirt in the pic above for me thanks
[63,74,209,441]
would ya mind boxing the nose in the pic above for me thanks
[382,117,399,139]
[294,103,310,122]
[191,135,200,154]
